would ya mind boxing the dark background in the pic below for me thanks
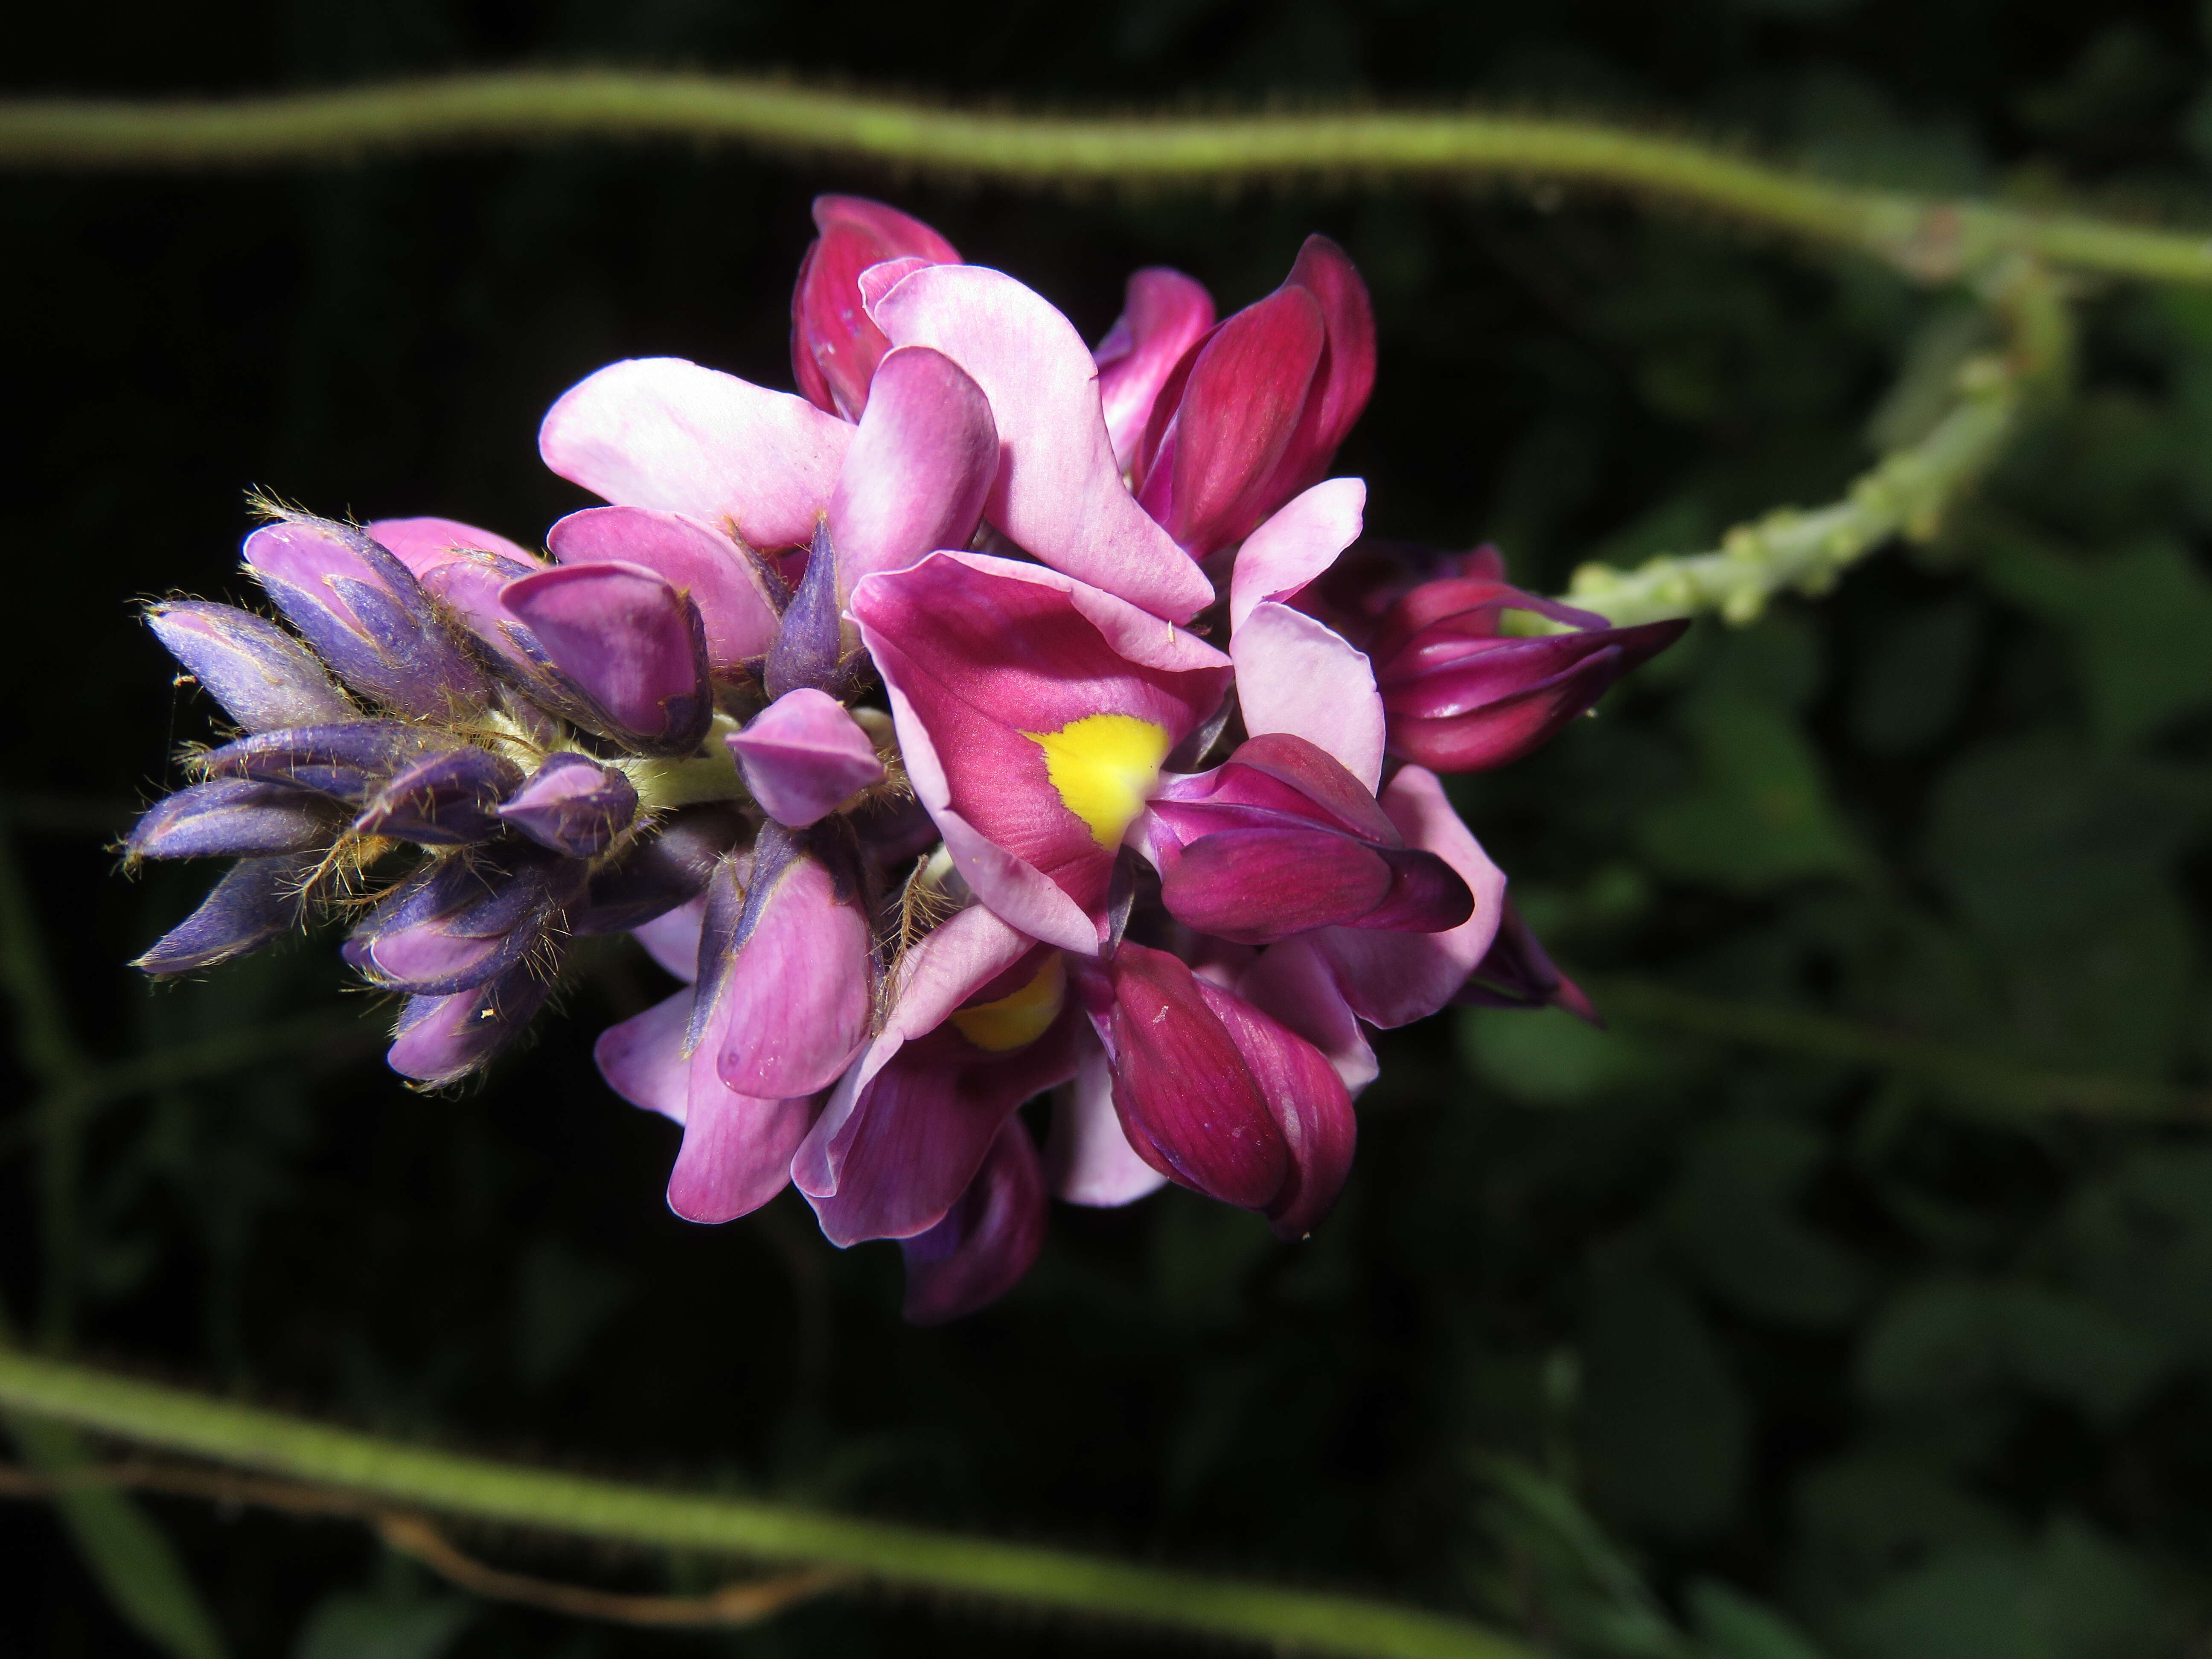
[10,2,2212,1655]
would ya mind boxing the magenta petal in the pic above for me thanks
[547,506,779,672]
[826,345,997,604]
[593,987,695,1124]
[900,1118,1048,1324]
[538,357,851,550]
[870,264,1214,622]
[1193,972,1355,1240]
[632,896,705,984]
[1271,234,1378,492]
[1093,943,1289,1209]
[499,561,711,749]
[1228,479,1366,631]
[1045,1033,1170,1207]
[728,689,886,828]
[1231,600,1386,791]
[1162,827,1394,945]
[792,196,961,419]
[367,516,536,579]
[1315,765,1507,1028]
[1094,268,1217,473]
[714,847,873,1098]
[1145,284,1325,557]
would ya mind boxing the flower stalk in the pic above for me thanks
[0,1345,1536,1659]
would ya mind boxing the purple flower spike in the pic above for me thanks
[242,515,488,719]
[127,779,344,861]
[198,722,438,805]
[354,745,525,847]
[727,690,885,829]
[499,562,713,755]
[387,958,557,1087]
[146,601,357,732]
[133,852,320,976]
[498,753,640,857]
[900,1118,1048,1325]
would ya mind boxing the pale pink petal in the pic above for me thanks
[632,896,705,983]
[538,357,852,550]
[1045,1033,1170,1206]
[1315,766,1507,1027]
[1227,478,1366,631]
[368,516,537,578]
[869,265,1214,622]
[728,688,887,829]
[826,345,997,605]
[1231,601,1386,791]
[547,505,780,670]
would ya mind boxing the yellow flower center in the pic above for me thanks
[1021,713,1171,850]
[949,954,1068,1053]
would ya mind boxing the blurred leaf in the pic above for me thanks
[1857,1276,2168,1423]
[1662,1118,1866,1327]
[1685,1580,1827,1659]
[513,1237,629,1391]
[1458,1005,1671,1104]
[7,1412,227,1659]
[1579,1244,1748,1538]
[1847,598,1979,757]
[1793,1454,2019,1607]
[2060,1147,2212,1367]
[1980,536,2212,747]
[1837,1548,2040,1659]
[293,1592,472,1659]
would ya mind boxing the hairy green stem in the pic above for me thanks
[0,1347,1532,1659]
[1587,975,2210,1121]
[1563,256,2073,626]
[2,72,2210,285]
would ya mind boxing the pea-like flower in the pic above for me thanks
[126,196,1675,1321]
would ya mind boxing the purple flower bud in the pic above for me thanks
[145,601,357,732]
[727,689,885,829]
[1453,900,1600,1024]
[346,849,585,996]
[353,745,525,847]
[133,852,320,976]
[386,957,558,1087]
[765,521,845,700]
[242,515,489,719]
[127,779,346,862]
[499,562,713,755]
[497,753,639,858]
[570,805,744,935]
[198,722,439,805]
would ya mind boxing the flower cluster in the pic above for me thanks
[129,197,1685,1321]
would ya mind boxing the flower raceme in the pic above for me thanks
[125,197,1678,1321]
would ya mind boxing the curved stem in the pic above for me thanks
[1562,256,2074,625]
[0,1346,1534,1659]
[0,73,2209,285]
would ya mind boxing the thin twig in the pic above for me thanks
[1,73,2211,286]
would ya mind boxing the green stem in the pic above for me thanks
[0,73,2209,285]
[1562,256,2073,626]
[1586,975,2209,1121]
[0,1348,1533,1659]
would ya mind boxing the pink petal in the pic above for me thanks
[728,688,886,829]
[900,1118,1048,1324]
[1314,766,1507,1028]
[538,357,851,550]
[367,515,536,579]
[826,345,998,605]
[1045,1033,1170,1207]
[714,847,873,1098]
[1231,601,1386,791]
[869,265,1214,622]
[852,552,1231,950]
[1228,478,1366,631]
[547,506,780,672]
[1094,268,1216,472]
[632,896,705,984]
[499,561,710,746]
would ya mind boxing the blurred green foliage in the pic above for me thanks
[12,0,2212,1655]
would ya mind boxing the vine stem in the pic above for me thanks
[3,72,2212,285]
[0,1346,1534,1659]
